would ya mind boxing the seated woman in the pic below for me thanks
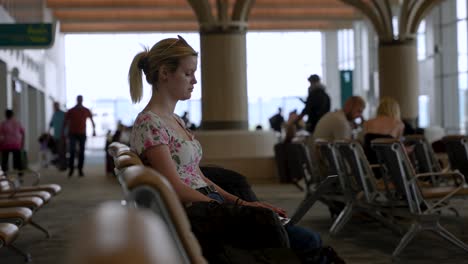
[127,36,339,263]
[362,97,405,178]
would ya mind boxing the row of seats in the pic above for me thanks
[67,142,207,264]
[287,135,468,258]
[0,167,61,261]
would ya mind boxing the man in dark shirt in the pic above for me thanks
[63,95,96,177]
[299,74,331,133]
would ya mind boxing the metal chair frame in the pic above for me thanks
[372,138,468,257]
[442,135,468,181]
[332,140,406,236]
[404,135,443,174]
[288,141,342,226]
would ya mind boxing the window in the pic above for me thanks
[457,0,468,133]
[457,0,467,19]
[418,95,429,128]
[417,20,427,61]
[338,29,354,70]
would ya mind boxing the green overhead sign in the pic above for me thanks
[0,23,54,48]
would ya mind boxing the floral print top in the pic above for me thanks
[130,111,207,189]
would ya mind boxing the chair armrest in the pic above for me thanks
[413,171,466,186]
[29,170,41,186]
[0,178,17,198]
[411,171,465,213]
[369,164,381,169]
[7,169,41,186]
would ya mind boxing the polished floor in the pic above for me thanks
[1,151,467,263]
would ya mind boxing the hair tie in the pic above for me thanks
[138,56,149,73]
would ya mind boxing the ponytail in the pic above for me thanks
[128,50,148,103]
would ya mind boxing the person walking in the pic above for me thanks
[63,95,96,177]
[0,109,25,176]
[299,74,331,133]
[49,101,67,170]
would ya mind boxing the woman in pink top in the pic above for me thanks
[0,109,25,173]
[127,36,344,263]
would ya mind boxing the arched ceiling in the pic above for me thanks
[40,0,364,33]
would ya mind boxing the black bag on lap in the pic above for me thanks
[209,246,303,264]
[185,201,289,250]
[200,166,258,202]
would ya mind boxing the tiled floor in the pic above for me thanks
[1,151,467,263]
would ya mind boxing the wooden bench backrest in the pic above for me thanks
[66,202,186,264]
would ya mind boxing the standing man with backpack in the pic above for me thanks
[298,74,331,133]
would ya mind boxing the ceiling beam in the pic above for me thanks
[48,0,360,33]
[60,21,199,33]
[60,19,352,33]
[52,7,358,22]
[47,0,351,8]
[46,0,188,8]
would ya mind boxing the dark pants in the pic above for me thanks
[69,134,86,171]
[1,149,23,172]
[55,137,67,170]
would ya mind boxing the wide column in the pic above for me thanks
[188,0,277,182]
[378,39,419,124]
[200,32,248,130]
[0,61,9,112]
[339,0,444,127]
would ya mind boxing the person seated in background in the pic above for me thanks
[311,96,366,142]
[362,97,404,167]
[127,36,343,263]
[284,109,307,143]
[106,121,133,175]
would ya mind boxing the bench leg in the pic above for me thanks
[329,201,353,236]
[8,244,32,262]
[392,223,420,257]
[30,220,51,238]
[435,222,468,252]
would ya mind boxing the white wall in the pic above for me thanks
[0,7,66,163]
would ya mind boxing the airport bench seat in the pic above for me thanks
[0,222,31,261]
[67,202,189,264]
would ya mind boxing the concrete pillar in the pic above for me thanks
[421,9,438,127]
[434,1,461,133]
[339,0,444,127]
[378,39,419,125]
[322,31,340,110]
[200,32,248,130]
[26,86,38,161]
[0,60,7,112]
[187,0,277,181]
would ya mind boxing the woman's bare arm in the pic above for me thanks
[199,171,239,203]
[144,145,213,204]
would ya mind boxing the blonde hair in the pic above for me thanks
[128,36,198,103]
[377,97,401,120]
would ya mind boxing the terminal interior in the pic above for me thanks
[1,0,468,263]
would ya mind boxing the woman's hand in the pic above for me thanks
[244,201,287,217]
